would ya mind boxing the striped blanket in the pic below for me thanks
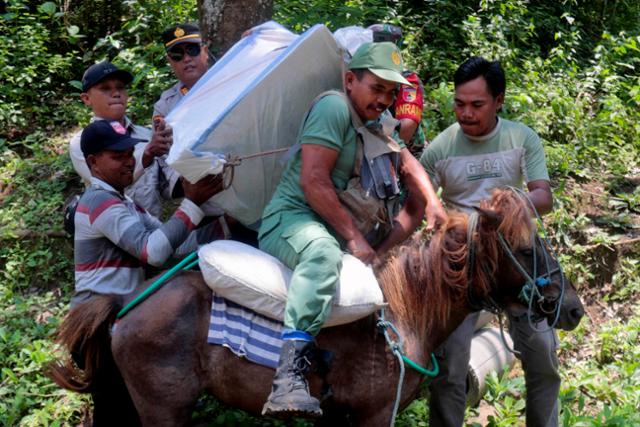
[208,294,283,369]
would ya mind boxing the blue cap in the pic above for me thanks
[80,120,143,157]
[82,61,133,92]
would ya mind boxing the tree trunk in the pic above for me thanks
[197,0,273,57]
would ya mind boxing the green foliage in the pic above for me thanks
[274,0,393,33]
[63,0,124,50]
[190,395,312,426]
[559,308,640,426]
[606,257,640,302]
[0,290,87,426]
[84,0,199,123]
[396,398,429,426]
[0,0,83,138]
[0,134,74,291]
[0,133,78,426]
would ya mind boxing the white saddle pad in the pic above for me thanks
[198,240,385,327]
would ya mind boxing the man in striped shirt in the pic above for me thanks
[72,119,224,307]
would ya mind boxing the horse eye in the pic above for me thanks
[520,248,533,256]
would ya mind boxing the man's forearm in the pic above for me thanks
[400,149,440,207]
[525,180,553,215]
[398,118,419,144]
[375,192,425,255]
[527,188,553,215]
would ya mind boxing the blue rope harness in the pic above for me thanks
[376,308,439,427]
[498,186,566,333]
[465,186,566,356]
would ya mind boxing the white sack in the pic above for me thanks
[199,240,385,327]
[333,25,373,56]
[166,21,344,228]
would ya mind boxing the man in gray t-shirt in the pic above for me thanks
[421,56,558,427]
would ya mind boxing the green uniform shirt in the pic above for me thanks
[257,93,405,335]
[420,118,549,212]
[261,94,358,222]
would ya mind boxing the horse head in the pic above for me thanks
[470,188,584,331]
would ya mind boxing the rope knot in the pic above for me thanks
[376,318,392,332]
[535,277,550,287]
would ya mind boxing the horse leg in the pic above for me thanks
[351,405,395,427]
[116,340,202,427]
[90,355,141,426]
[313,404,355,427]
[115,335,204,426]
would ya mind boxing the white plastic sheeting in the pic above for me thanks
[333,25,373,56]
[166,21,344,228]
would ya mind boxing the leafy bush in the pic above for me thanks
[82,0,199,124]
[0,132,79,426]
[274,0,393,33]
[0,1,83,138]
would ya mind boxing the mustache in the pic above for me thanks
[370,103,389,110]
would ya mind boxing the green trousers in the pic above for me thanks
[258,212,343,336]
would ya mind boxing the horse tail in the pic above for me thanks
[47,294,122,393]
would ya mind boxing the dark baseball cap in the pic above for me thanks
[81,61,133,92]
[162,23,202,50]
[80,120,144,157]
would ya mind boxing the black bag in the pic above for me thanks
[63,194,80,236]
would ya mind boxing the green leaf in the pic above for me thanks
[38,2,57,15]
[69,80,83,90]
[67,25,80,37]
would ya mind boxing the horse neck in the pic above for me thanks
[377,220,473,359]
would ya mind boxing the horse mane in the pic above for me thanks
[375,188,535,339]
[375,211,470,339]
[486,187,535,248]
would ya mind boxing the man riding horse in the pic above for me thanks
[257,41,447,418]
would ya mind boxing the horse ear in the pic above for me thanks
[474,206,503,231]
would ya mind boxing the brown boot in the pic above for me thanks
[262,340,322,418]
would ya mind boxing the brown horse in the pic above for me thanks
[49,189,584,426]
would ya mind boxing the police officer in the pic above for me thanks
[154,23,211,119]
[153,23,258,245]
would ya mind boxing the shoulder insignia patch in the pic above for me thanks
[402,87,417,102]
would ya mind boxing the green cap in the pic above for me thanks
[348,42,410,86]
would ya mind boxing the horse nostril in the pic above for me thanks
[570,307,584,320]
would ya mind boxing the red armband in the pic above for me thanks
[394,71,424,124]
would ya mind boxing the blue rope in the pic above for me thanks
[377,309,439,427]
[502,186,566,332]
